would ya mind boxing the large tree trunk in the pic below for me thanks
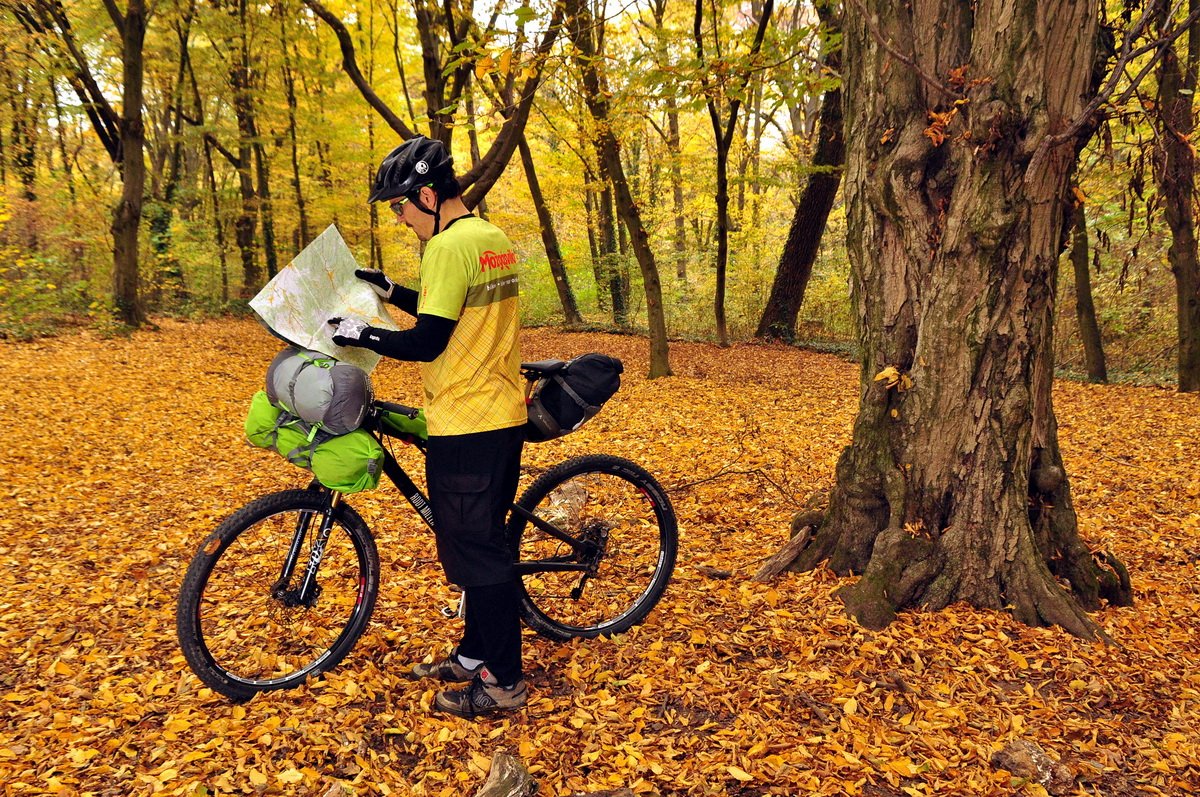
[756,2,843,342]
[111,0,147,326]
[1155,10,1200,393]
[781,0,1131,638]
[1069,198,1107,383]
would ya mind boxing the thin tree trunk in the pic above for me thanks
[566,0,671,377]
[1069,199,1107,383]
[695,0,774,348]
[203,137,230,303]
[466,83,489,220]
[111,0,148,326]
[667,105,686,280]
[47,76,76,205]
[147,8,195,306]
[280,17,310,252]
[646,0,686,279]
[228,0,261,295]
[518,132,583,325]
[1156,7,1200,392]
[10,71,38,203]
[597,178,625,324]
[755,1,842,342]
[253,142,279,278]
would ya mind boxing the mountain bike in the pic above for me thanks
[175,371,678,703]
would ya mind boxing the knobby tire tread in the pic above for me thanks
[175,490,379,702]
[509,454,678,641]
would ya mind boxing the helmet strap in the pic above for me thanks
[410,187,444,235]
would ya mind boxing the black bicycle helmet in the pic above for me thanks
[368,136,454,204]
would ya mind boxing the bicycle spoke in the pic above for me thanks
[515,462,674,636]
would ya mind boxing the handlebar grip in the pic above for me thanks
[375,400,420,419]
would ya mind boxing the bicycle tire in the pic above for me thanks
[176,490,380,702]
[508,454,678,641]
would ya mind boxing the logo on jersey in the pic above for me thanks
[479,250,517,272]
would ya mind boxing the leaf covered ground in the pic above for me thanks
[1,318,1198,796]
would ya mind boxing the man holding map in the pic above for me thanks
[327,136,529,719]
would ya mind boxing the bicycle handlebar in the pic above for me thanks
[374,399,420,419]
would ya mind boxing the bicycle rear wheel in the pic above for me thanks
[175,490,379,702]
[509,455,678,641]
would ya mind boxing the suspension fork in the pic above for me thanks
[272,492,343,608]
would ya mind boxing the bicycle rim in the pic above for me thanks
[181,492,377,697]
[512,455,677,640]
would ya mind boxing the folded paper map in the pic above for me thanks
[249,224,398,373]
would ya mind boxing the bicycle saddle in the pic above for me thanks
[521,359,568,376]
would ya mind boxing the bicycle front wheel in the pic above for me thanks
[175,490,380,702]
[509,455,678,641]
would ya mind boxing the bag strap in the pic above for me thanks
[552,373,600,414]
[274,411,331,469]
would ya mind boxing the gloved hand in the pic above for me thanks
[328,317,371,347]
[355,268,396,300]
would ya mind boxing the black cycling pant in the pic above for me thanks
[425,424,524,684]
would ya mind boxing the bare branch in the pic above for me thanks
[302,0,415,140]
[844,0,959,100]
[459,1,566,205]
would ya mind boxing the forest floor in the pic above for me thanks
[1,318,1198,797]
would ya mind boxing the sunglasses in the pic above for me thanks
[389,196,410,214]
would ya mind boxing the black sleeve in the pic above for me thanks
[389,285,419,317]
[359,313,456,362]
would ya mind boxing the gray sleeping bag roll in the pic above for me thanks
[265,348,374,435]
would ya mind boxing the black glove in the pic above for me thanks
[355,268,396,300]
[328,316,372,348]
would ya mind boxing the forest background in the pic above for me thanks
[0,0,1189,386]
[3,1,1200,794]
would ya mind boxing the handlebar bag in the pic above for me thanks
[525,353,623,442]
[265,348,373,436]
[245,390,384,493]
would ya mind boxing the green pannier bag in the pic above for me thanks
[245,390,385,493]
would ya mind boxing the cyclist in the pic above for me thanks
[327,135,528,718]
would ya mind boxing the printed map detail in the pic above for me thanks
[249,224,398,373]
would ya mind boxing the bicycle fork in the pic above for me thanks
[272,492,343,608]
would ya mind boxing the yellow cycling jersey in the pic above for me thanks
[417,216,526,437]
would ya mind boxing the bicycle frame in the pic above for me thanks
[280,412,600,606]
[375,445,598,575]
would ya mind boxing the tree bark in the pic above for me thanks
[695,0,774,348]
[518,132,583,325]
[1069,198,1107,383]
[647,0,687,280]
[111,0,147,326]
[756,1,843,342]
[781,0,1130,638]
[202,137,230,303]
[147,7,195,307]
[566,0,671,377]
[227,0,261,295]
[280,14,310,252]
[1155,7,1200,393]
